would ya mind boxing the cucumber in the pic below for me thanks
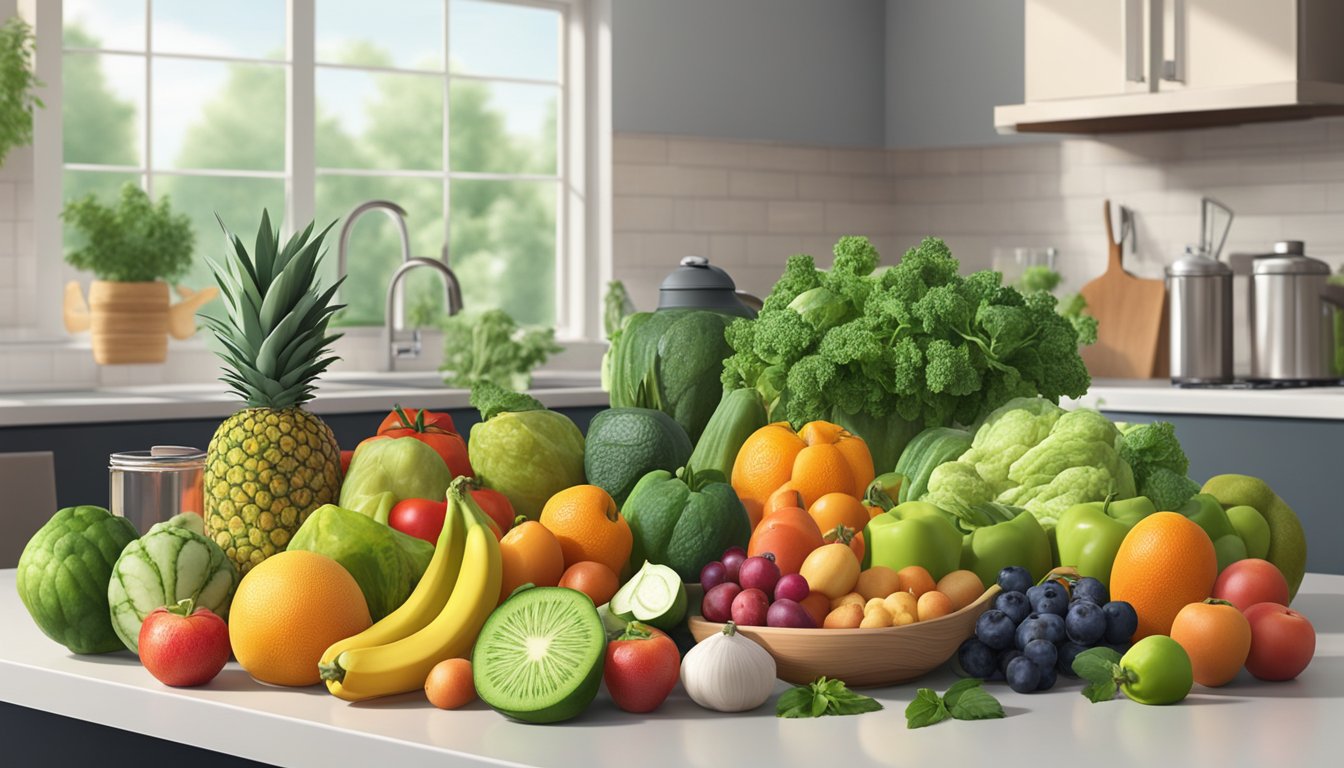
[608,561,687,631]
[687,388,768,480]
[894,426,974,504]
[472,586,606,724]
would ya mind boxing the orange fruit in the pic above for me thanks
[802,421,875,498]
[917,590,954,621]
[732,421,875,513]
[799,591,831,627]
[425,657,477,709]
[733,424,806,513]
[1169,599,1252,687]
[936,570,986,611]
[897,565,936,599]
[808,492,871,540]
[539,485,632,574]
[228,550,371,687]
[498,520,566,604]
[1110,512,1218,642]
[747,505,824,575]
[558,561,620,605]
[765,484,806,519]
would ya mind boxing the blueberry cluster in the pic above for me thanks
[957,566,1139,694]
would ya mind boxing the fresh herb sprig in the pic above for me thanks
[905,678,1005,728]
[1072,646,1125,703]
[776,677,883,718]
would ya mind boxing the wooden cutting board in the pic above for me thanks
[1078,201,1170,379]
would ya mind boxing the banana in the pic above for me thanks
[318,488,467,677]
[324,488,503,702]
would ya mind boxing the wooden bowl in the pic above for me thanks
[687,586,1001,687]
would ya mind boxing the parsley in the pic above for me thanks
[905,679,1004,729]
[776,677,883,718]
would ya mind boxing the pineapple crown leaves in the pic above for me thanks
[201,209,346,410]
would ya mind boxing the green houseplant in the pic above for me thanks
[0,15,42,167]
[61,183,216,364]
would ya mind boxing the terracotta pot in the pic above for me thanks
[88,280,170,364]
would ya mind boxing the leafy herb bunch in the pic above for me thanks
[62,182,195,283]
[0,15,42,166]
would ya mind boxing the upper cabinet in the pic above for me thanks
[997,0,1344,133]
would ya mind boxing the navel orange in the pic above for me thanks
[1110,512,1218,641]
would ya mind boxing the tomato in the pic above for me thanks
[138,598,231,687]
[389,498,448,544]
[1244,602,1315,681]
[363,405,473,478]
[1169,598,1252,687]
[603,622,680,713]
[1212,558,1290,612]
[469,486,516,537]
[339,449,354,477]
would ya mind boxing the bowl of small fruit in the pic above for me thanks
[686,546,1003,687]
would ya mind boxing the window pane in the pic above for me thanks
[152,175,288,303]
[316,0,443,71]
[450,0,560,82]
[450,80,557,175]
[62,170,141,266]
[152,0,286,61]
[316,68,443,171]
[152,59,286,171]
[449,179,556,326]
[316,175,446,326]
[63,53,143,166]
[65,0,145,51]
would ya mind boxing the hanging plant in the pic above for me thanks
[0,15,42,166]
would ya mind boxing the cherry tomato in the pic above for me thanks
[138,598,231,687]
[469,486,516,537]
[389,498,448,544]
[603,622,680,713]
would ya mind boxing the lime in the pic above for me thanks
[608,560,688,631]
[1119,635,1194,705]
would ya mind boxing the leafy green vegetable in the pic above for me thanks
[439,308,561,390]
[1059,292,1099,347]
[470,380,546,420]
[0,15,42,166]
[906,679,1003,728]
[1117,421,1199,511]
[1073,646,1124,703]
[338,437,455,523]
[603,280,635,340]
[722,236,1091,472]
[1019,265,1062,293]
[468,381,586,520]
[62,182,195,283]
[776,677,883,718]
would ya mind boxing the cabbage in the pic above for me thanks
[468,382,586,520]
[339,437,455,523]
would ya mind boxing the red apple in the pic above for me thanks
[1212,558,1290,612]
[1243,602,1315,681]
[139,598,231,687]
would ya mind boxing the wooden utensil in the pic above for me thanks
[1078,200,1170,379]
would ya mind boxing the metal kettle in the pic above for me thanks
[656,256,761,317]
[1249,240,1344,382]
[1166,197,1234,384]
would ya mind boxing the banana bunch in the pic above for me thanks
[318,476,502,702]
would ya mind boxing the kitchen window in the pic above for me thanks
[42,0,609,339]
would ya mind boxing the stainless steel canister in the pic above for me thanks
[1249,241,1344,382]
[1166,248,1233,384]
[109,446,206,534]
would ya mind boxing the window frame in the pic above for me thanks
[28,0,612,344]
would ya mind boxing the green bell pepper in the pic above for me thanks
[863,471,905,513]
[954,502,1054,586]
[338,437,455,524]
[860,501,963,581]
[1178,493,1248,574]
[1055,496,1157,587]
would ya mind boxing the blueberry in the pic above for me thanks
[1006,655,1041,694]
[957,637,998,679]
[975,610,1016,651]
[998,566,1032,594]
[1056,640,1090,677]
[1071,577,1109,605]
[1106,642,1132,656]
[1032,582,1069,616]
[1066,599,1107,645]
[997,649,1023,681]
[1102,600,1139,645]
[1026,584,1046,606]
[1023,638,1057,673]
[994,590,1032,625]
[1015,616,1049,650]
[1035,663,1058,691]
[1035,612,1066,644]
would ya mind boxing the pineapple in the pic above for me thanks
[201,211,344,573]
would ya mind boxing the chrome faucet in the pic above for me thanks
[337,200,411,295]
[384,250,465,371]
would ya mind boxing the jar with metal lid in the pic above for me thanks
[109,446,206,534]
[655,256,760,317]
[1250,240,1344,382]
[1166,246,1233,384]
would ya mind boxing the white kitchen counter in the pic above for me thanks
[1071,379,1344,421]
[1,569,1339,768]
[0,371,609,427]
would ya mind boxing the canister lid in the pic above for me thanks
[656,256,756,316]
[1167,247,1232,277]
[1252,241,1330,275]
[109,446,206,469]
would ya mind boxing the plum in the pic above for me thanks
[701,582,741,623]
[730,587,770,626]
[738,555,781,598]
[767,598,816,628]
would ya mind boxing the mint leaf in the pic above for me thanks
[942,677,984,710]
[1073,647,1123,703]
[1081,678,1118,704]
[831,695,884,716]
[777,678,881,718]
[775,686,815,718]
[905,688,950,729]
[947,686,1004,721]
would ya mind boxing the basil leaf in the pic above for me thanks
[905,688,950,729]
[947,686,1004,721]
[775,686,815,718]
[1072,648,1123,703]
[810,693,829,717]
[942,677,984,710]
[831,695,884,716]
[1081,678,1119,704]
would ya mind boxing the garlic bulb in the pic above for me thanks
[680,622,777,711]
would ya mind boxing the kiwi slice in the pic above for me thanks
[472,586,606,724]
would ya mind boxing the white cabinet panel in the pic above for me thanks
[1025,0,1131,101]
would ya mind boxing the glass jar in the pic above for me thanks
[109,446,206,534]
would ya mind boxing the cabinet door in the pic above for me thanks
[1160,0,1297,91]
[1026,0,1147,101]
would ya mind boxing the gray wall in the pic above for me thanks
[885,0,1039,148]
[612,0,887,147]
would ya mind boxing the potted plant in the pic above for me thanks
[0,15,42,167]
[61,182,217,364]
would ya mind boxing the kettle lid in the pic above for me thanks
[1167,246,1232,276]
[659,255,739,292]
[1253,240,1330,275]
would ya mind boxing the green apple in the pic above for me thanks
[1227,504,1271,560]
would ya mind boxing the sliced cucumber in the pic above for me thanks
[608,561,687,631]
[472,586,605,724]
